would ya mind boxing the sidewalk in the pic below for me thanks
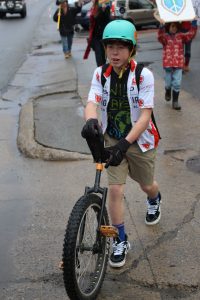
[5,10,200,298]
[16,27,91,160]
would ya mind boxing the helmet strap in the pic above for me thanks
[128,48,135,61]
[118,47,134,78]
[118,62,130,78]
[118,66,126,79]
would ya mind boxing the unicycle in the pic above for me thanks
[62,134,118,300]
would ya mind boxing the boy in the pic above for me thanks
[81,20,161,268]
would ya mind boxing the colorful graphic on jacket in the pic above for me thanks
[162,0,186,15]
[107,69,132,140]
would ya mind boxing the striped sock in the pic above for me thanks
[113,223,125,242]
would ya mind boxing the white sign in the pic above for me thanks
[156,0,196,22]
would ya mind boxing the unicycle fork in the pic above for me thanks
[84,162,118,239]
[62,135,118,300]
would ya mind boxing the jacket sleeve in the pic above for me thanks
[53,9,59,22]
[138,68,154,109]
[158,26,167,45]
[88,67,103,104]
[71,5,82,16]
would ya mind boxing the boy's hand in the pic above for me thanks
[105,138,131,168]
[81,118,102,138]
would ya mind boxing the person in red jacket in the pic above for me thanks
[84,0,111,66]
[158,20,197,110]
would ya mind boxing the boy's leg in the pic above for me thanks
[164,68,172,101]
[61,35,69,58]
[140,181,161,225]
[108,184,130,268]
[172,68,182,110]
[105,135,130,268]
[67,33,74,56]
[108,184,125,226]
[127,144,161,225]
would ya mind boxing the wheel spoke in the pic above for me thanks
[75,206,99,290]
[63,195,109,299]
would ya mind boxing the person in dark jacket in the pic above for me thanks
[181,21,193,72]
[89,0,111,66]
[54,0,82,59]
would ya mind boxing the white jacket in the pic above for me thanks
[87,61,159,152]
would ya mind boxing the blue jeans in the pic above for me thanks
[61,33,73,54]
[164,68,182,92]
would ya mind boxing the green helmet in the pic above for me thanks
[102,19,137,46]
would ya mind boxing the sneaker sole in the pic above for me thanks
[145,209,161,226]
[109,259,126,268]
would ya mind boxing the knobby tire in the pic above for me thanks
[62,194,109,300]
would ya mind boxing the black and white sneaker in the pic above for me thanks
[109,236,130,268]
[145,193,161,225]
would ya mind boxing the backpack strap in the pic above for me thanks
[135,63,144,92]
[101,63,110,87]
[135,63,161,139]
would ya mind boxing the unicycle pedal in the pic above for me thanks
[100,225,119,237]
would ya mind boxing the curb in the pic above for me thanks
[17,98,91,161]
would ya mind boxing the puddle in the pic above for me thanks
[186,156,200,174]
[32,51,55,56]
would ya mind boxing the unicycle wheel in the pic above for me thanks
[62,194,110,300]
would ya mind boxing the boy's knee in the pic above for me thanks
[109,184,124,197]
[141,184,153,194]
[140,181,158,194]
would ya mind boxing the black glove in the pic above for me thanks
[81,118,102,138]
[105,138,131,168]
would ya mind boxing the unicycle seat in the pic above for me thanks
[85,134,110,163]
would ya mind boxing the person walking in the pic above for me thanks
[181,21,194,72]
[53,0,82,59]
[81,20,161,268]
[157,20,197,110]
[84,0,111,66]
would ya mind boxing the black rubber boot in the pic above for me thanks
[165,88,171,101]
[172,90,181,110]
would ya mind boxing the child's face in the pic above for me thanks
[61,1,68,9]
[169,23,178,34]
[105,42,131,69]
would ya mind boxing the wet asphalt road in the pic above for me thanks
[0,2,200,297]
[0,0,54,286]
[0,0,54,93]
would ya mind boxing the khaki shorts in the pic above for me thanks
[104,134,156,186]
